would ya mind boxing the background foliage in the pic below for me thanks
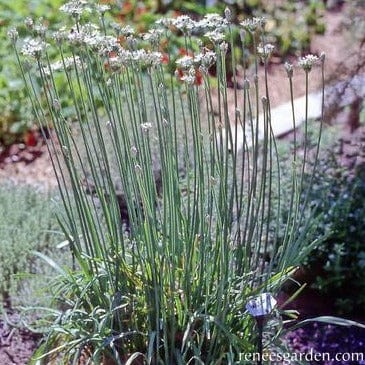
[305,151,365,316]
[0,184,62,308]
[0,0,327,148]
[0,0,63,147]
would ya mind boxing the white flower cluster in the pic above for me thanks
[155,13,228,40]
[240,17,266,33]
[59,0,92,18]
[24,17,48,38]
[59,1,110,19]
[171,15,196,35]
[180,67,196,85]
[24,17,34,30]
[204,29,226,44]
[21,37,49,59]
[110,23,135,37]
[53,24,120,56]
[99,36,122,56]
[195,50,216,69]
[298,54,319,72]
[34,23,48,38]
[155,17,174,28]
[95,4,110,15]
[197,13,228,32]
[200,14,228,44]
[68,23,100,45]
[176,50,216,72]
[130,49,162,67]
[175,55,194,70]
[119,25,136,37]
[257,43,275,60]
[107,49,162,71]
[53,27,68,44]
[45,56,83,76]
[142,28,164,46]
[175,50,216,85]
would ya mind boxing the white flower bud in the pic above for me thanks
[53,99,61,111]
[141,122,152,133]
[320,52,326,63]
[261,96,268,108]
[7,28,19,43]
[220,41,228,55]
[24,17,34,30]
[131,146,138,156]
[284,62,293,78]
[243,78,250,90]
[224,7,232,22]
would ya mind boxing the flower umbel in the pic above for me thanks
[205,29,226,44]
[60,0,92,18]
[180,67,196,85]
[7,28,18,44]
[95,4,110,16]
[172,15,196,35]
[45,56,83,75]
[240,17,266,33]
[298,54,319,72]
[21,37,48,59]
[257,43,275,61]
[197,13,228,32]
[175,55,194,70]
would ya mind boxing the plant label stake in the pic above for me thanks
[246,293,277,365]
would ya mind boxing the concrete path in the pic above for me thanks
[226,74,365,151]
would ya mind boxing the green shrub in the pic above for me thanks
[0,184,61,307]
[0,0,64,146]
[226,0,326,57]
[305,153,365,315]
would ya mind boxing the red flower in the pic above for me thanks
[161,53,169,64]
[24,130,37,147]
[176,68,184,82]
[194,69,203,86]
[179,48,193,57]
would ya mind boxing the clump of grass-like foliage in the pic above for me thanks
[10,1,325,363]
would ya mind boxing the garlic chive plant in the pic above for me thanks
[11,1,325,363]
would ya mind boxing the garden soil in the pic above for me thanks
[0,4,364,364]
[0,310,42,365]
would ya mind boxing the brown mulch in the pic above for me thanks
[0,135,58,191]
